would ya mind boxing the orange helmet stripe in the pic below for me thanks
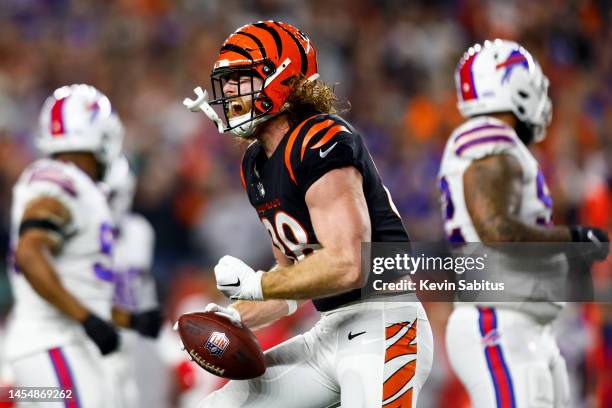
[273,22,308,75]
[224,35,266,62]
[212,21,319,119]
[220,43,254,62]
[252,22,283,59]
[236,31,267,59]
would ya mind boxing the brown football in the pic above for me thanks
[177,312,266,380]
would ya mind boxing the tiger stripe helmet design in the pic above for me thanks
[207,20,319,138]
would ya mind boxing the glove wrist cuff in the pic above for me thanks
[286,300,298,315]
[127,313,136,329]
[252,270,264,300]
[228,304,242,322]
[81,313,97,328]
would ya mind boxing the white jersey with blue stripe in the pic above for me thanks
[438,116,565,321]
[5,159,115,359]
[112,213,156,312]
[439,116,553,241]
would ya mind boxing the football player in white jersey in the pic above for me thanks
[102,154,162,408]
[5,84,124,406]
[438,40,609,408]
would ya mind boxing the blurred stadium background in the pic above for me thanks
[0,0,610,407]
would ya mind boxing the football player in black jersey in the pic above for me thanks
[184,21,433,407]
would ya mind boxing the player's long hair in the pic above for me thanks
[237,76,348,142]
[284,76,348,124]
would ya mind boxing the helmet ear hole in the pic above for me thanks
[518,90,529,99]
[517,105,526,115]
[262,61,275,76]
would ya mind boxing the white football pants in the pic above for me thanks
[446,305,570,408]
[199,301,433,408]
[9,341,117,407]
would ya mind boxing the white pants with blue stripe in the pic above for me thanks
[9,341,116,408]
[446,305,570,408]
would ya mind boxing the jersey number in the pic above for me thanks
[439,176,465,243]
[93,222,115,282]
[261,212,311,261]
[536,169,553,225]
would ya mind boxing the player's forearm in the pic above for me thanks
[230,299,293,329]
[261,248,363,299]
[477,215,571,243]
[16,246,89,322]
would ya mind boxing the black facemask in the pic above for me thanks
[96,161,108,182]
[514,119,535,146]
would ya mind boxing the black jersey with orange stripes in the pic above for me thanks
[241,113,409,312]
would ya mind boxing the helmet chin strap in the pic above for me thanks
[530,95,552,143]
[183,87,225,133]
[228,112,267,138]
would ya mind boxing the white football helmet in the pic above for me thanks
[37,84,124,168]
[455,39,552,142]
[103,154,136,223]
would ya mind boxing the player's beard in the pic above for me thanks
[226,95,253,120]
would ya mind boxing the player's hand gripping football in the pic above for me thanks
[214,255,264,301]
[204,303,242,326]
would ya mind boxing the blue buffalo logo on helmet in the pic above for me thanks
[496,49,529,83]
[205,331,230,357]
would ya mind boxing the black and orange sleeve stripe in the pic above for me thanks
[284,114,353,185]
[284,114,323,184]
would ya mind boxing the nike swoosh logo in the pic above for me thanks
[319,142,338,158]
[220,279,241,287]
[348,331,366,340]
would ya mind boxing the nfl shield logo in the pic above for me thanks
[205,331,230,357]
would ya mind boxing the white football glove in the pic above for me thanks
[204,303,242,326]
[214,255,264,300]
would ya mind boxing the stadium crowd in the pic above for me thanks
[0,0,609,406]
